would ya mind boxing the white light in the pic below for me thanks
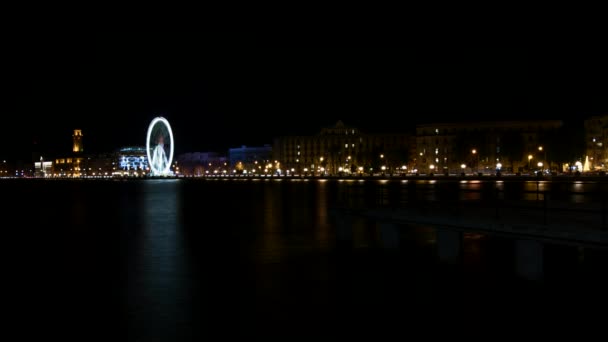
[496,163,502,169]
[146,117,174,176]
[461,164,466,169]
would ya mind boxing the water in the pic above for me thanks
[2,179,607,339]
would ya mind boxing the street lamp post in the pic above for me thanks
[538,146,546,170]
[471,149,477,173]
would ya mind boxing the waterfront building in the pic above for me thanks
[228,145,272,174]
[414,120,563,174]
[584,115,608,170]
[273,121,412,175]
[176,152,228,176]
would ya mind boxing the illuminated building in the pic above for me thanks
[73,129,84,153]
[1,159,10,177]
[584,115,608,170]
[228,145,272,171]
[34,159,52,178]
[53,129,85,177]
[273,121,412,175]
[415,120,563,174]
[117,146,148,176]
[176,152,227,176]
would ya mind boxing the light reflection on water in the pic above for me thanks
[459,180,482,201]
[128,180,191,340]
[120,181,608,336]
[7,179,603,338]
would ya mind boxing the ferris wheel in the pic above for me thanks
[146,117,174,176]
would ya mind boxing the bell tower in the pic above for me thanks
[73,129,83,153]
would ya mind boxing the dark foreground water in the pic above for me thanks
[3,179,608,339]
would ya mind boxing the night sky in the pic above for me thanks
[3,31,608,161]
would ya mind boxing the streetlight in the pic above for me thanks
[539,146,547,170]
[528,154,533,171]
[471,149,478,172]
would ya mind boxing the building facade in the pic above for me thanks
[72,129,83,153]
[116,146,148,176]
[414,120,563,174]
[176,152,228,176]
[228,145,272,173]
[273,121,412,175]
[34,160,52,177]
[584,115,608,170]
[52,129,85,177]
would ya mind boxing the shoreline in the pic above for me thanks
[4,174,608,182]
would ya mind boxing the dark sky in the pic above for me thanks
[3,31,608,160]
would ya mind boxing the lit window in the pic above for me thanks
[345,144,348,148]
[352,144,355,148]
[352,129,355,134]
[435,128,439,134]
[435,148,439,155]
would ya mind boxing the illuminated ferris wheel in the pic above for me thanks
[146,117,174,176]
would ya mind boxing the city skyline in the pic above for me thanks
[4,37,608,160]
